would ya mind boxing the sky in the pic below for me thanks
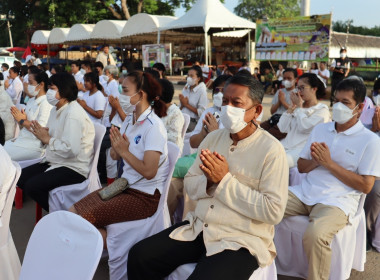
[175,0,379,28]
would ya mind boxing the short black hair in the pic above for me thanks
[336,76,366,105]
[158,79,175,103]
[81,60,92,69]
[213,75,232,94]
[0,117,5,145]
[35,71,49,92]
[50,72,78,102]
[94,61,104,70]
[51,64,64,73]
[189,65,204,82]
[225,74,265,104]
[283,68,298,78]
[71,60,81,68]
[2,63,9,69]
[28,65,39,74]
[236,69,252,77]
[374,78,380,92]
[20,65,29,77]
[41,62,49,71]
[226,66,238,75]
[152,63,165,73]
[84,72,102,91]
[145,69,160,80]
[9,66,20,76]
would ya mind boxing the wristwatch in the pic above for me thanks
[19,119,25,126]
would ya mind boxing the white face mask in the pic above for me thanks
[373,93,380,106]
[28,84,40,97]
[213,92,223,108]
[220,105,248,134]
[80,69,86,75]
[103,75,109,82]
[340,53,347,58]
[122,69,128,75]
[332,102,358,124]
[46,89,60,106]
[282,80,294,89]
[119,94,135,114]
[187,77,196,86]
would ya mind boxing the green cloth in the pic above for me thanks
[172,152,197,178]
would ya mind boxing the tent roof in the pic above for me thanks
[65,24,95,44]
[213,29,250,38]
[121,13,177,38]
[330,31,380,58]
[161,0,255,33]
[31,30,50,45]
[90,20,127,43]
[49,28,70,44]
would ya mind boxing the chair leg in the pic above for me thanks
[15,187,23,209]
[35,203,42,224]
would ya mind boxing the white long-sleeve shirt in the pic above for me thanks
[0,86,16,141]
[6,76,23,105]
[278,103,330,151]
[45,101,95,178]
[161,104,185,151]
[180,82,208,120]
[0,144,16,194]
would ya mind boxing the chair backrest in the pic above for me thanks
[0,162,21,246]
[181,113,191,139]
[19,211,103,280]
[88,123,106,192]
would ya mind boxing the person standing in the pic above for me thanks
[318,61,330,85]
[96,45,116,66]
[330,48,350,106]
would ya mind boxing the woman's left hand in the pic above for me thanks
[290,91,303,108]
[77,98,87,108]
[179,94,189,106]
[30,120,51,145]
[110,126,130,156]
[10,106,27,122]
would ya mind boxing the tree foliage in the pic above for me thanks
[234,0,301,22]
[333,20,380,37]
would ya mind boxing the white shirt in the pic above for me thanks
[6,76,23,105]
[191,106,224,136]
[278,103,330,151]
[23,74,29,84]
[96,52,116,66]
[103,79,120,127]
[318,69,330,84]
[2,70,9,81]
[271,88,294,115]
[181,82,208,120]
[33,58,42,66]
[161,104,185,151]
[0,144,16,194]
[289,121,380,217]
[12,95,53,151]
[201,65,209,78]
[45,70,52,77]
[0,87,16,141]
[99,75,107,90]
[80,90,107,124]
[276,69,284,81]
[120,107,169,195]
[72,71,85,99]
[46,101,95,178]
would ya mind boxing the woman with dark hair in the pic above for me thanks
[17,72,95,211]
[0,72,16,142]
[4,71,53,160]
[310,62,319,75]
[159,78,184,150]
[69,71,169,244]
[4,66,23,104]
[152,62,166,79]
[179,65,208,132]
[77,72,107,124]
[278,73,330,168]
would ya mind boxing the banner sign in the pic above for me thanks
[255,14,332,61]
[142,43,172,70]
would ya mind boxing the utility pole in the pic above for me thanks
[301,0,310,16]
[0,14,15,48]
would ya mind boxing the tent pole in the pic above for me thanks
[47,43,50,68]
[204,31,208,66]
[248,31,251,62]
[157,30,161,44]
[120,38,124,63]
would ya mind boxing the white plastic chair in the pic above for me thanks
[373,213,380,252]
[274,194,367,280]
[0,161,21,280]
[48,123,106,212]
[168,260,277,280]
[106,142,181,280]
[181,113,190,139]
[19,211,103,280]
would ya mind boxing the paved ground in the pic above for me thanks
[9,81,380,279]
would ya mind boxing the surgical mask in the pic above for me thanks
[254,69,258,74]
[46,89,59,106]
[187,77,196,86]
[220,105,247,133]
[292,65,297,69]
[282,80,294,89]
[103,75,109,82]
[28,84,40,97]
[80,69,86,75]
[340,53,347,58]
[118,84,122,94]
[122,69,128,75]
[373,92,380,106]
[332,102,358,124]
[213,92,223,108]
[119,94,135,114]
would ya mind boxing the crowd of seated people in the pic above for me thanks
[1,59,380,280]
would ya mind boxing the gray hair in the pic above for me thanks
[224,74,264,104]
[104,65,119,78]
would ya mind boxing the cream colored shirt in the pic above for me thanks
[0,86,16,141]
[96,51,116,66]
[45,101,95,178]
[170,128,289,267]
[0,144,15,194]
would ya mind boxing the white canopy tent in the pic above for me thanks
[31,30,50,45]
[90,20,127,44]
[160,0,255,64]
[65,24,95,44]
[121,13,177,43]
[48,28,70,44]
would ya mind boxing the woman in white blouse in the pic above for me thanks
[17,72,95,211]
[159,78,184,150]
[4,66,23,105]
[179,65,208,132]
[4,71,53,161]
[278,73,330,168]
[0,73,16,142]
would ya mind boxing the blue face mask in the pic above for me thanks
[118,84,122,94]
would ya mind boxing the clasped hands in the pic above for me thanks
[310,142,333,169]
[199,149,229,186]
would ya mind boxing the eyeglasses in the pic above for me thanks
[214,87,224,93]
[296,86,311,92]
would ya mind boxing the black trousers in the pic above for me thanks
[128,221,259,280]
[17,162,86,211]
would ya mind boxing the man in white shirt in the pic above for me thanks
[1,63,9,81]
[318,61,330,85]
[285,77,380,280]
[200,61,209,79]
[96,45,116,66]
[71,61,85,98]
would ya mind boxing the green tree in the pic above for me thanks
[333,20,380,37]
[234,0,301,22]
